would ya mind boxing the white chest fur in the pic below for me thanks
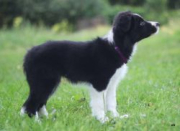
[108,64,128,88]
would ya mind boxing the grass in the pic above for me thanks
[0,21,180,130]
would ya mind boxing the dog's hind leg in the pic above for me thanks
[21,72,60,118]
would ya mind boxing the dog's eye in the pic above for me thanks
[140,21,145,26]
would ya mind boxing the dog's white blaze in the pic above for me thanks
[149,21,157,26]
[106,64,128,117]
[38,105,48,117]
[103,29,114,44]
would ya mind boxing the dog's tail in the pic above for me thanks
[23,51,29,75]
[23,46,39,75]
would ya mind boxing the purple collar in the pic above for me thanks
[115,46,127,63]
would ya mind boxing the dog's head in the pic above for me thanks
[113,11,159,43]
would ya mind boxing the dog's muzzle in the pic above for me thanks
[149,21,160,35]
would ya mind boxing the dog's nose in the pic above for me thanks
[156,22,160,27]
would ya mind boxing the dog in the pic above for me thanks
[20,11,159,123]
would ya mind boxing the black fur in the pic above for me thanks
[22,11,159,117]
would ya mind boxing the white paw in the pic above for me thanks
[20,107,26,116]
[92,112,109,123]
[35,112,41,123]
[38,105,48,118]
[98,116,109,123]
[111,111,120,118]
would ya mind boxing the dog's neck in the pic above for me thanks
[103,29,136,63]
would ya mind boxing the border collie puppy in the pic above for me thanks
[21,11,159,123]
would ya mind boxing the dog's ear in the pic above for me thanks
[119,15,132,32]
[113,14,132,33]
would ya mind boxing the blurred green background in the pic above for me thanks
[1,0,180,31]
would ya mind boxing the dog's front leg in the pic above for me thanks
[89,87,109,123]
[106,64,128,118]
[106,85,119,118]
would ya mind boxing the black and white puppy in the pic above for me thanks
[20,11,159,123]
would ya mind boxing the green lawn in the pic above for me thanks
[0,22,180,131]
